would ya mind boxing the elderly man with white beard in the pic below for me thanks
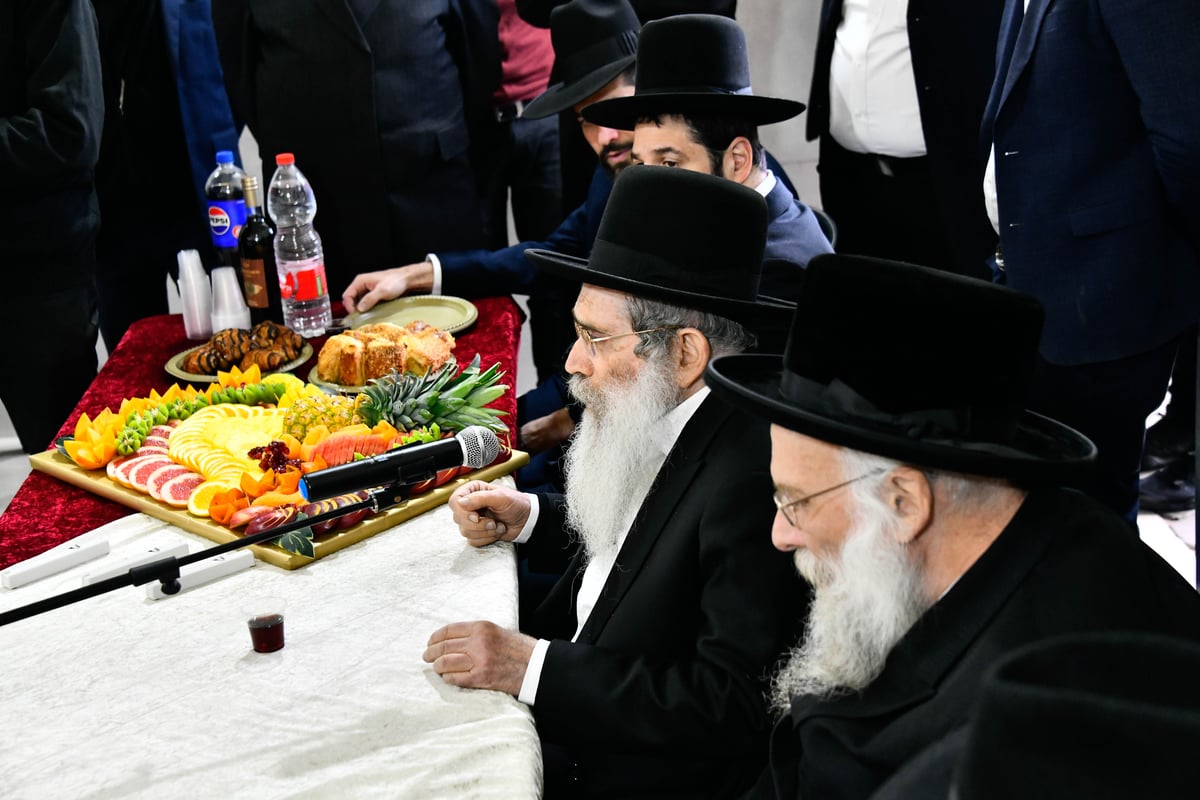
[422,166,808,798]
[704,253,1200,800]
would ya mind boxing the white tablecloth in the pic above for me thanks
[0,486,541,799]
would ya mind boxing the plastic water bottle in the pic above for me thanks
[266,153,332,337]
[204,150,247,269]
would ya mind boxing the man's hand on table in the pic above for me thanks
[342,261,435,313]
[450,481,531,547]
[519,407,576,455]
[424,621,535,695]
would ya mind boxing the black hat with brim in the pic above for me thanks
[525,166,794,331]
[705,254,1096,483]
[582,13,805,130]
[522,0,640,120]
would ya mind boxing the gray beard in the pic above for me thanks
[562,359,681,564]
[770,489,932,713]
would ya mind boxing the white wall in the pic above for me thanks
[740,0,824,207]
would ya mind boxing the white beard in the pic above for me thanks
[562,358,681,564]
[770,488,931,712]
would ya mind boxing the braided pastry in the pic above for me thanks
[240,346,290,371]
[182,344,232,375]
[211,327,255,362]
[251,320,304,359]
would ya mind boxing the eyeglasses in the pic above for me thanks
[773,468,888,527]
[573,321,681,356]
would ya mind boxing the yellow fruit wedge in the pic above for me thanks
[187,480,232,517]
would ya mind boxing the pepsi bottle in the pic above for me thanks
[205,150,248,269]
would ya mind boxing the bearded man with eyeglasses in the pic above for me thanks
[422,168,807,798]
[704,253,1200,799]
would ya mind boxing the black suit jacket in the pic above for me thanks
[524,396,808,798]
[211,0,499,293]
[752,488,1200,799]
[807,0,1003,279]
[981,0,1200,365]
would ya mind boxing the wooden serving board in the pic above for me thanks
[29,449,529,570]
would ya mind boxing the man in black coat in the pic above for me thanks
[705,254,1200,798]
[211,0,499,295]
[1,0,102,452]
[423,167,807,798]
[583,13,832,303]
[807,0,1003,279]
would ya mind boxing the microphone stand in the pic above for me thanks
[0,484,410,628]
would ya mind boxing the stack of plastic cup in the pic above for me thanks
[210,267,252,332]
[177,250,213,340]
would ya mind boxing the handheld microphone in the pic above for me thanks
[298,426,500,502]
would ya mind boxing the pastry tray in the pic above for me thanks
[29,449,529,570]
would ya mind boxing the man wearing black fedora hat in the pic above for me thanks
[703,254,1200,798]
[423,167,806,797]
[582,13,833,302]
[343,0,641,385]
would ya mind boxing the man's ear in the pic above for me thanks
[675,328,711,388]
[722,136,755,184]
[883,466,933,544]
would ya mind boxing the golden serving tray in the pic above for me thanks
[30,449,529,570]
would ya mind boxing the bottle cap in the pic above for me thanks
[275,152,295,166]
[216,150,235,164]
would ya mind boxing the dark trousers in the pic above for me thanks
[1026,334,1182,522]
[6,278,99,453]
[818,135,959,274]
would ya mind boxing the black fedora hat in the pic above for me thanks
[581,14,805,130]
[704,254,1096,482]
[954,632,1200,799]
[869,632,1200,799]
[525,165,794,327]
[522,0,640,120]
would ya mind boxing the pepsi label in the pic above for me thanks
[208,199,247,249]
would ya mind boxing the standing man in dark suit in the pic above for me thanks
[583,13,832,302]
[92,0,240,351]
[982,0,1200,520]
[342,0,640,380]
[423,167,806,798]
[704,254,1200,798]
[807,0,1003,279]
[1,0,102,453]
[211,0,499,295]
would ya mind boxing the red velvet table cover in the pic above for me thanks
[0,297,523,569]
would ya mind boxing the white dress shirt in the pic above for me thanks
[828,0,927,157]
[516,386,711,705]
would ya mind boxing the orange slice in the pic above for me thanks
[187,480,232,518]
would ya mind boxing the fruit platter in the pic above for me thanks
[32,356,527,569]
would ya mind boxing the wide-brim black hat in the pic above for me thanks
[522,0,640,120]
[954,632,1200,798]
[526,166,794,329]
[705,254,1096,482]
[582,14,805,130]
[870,632,1200,799]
